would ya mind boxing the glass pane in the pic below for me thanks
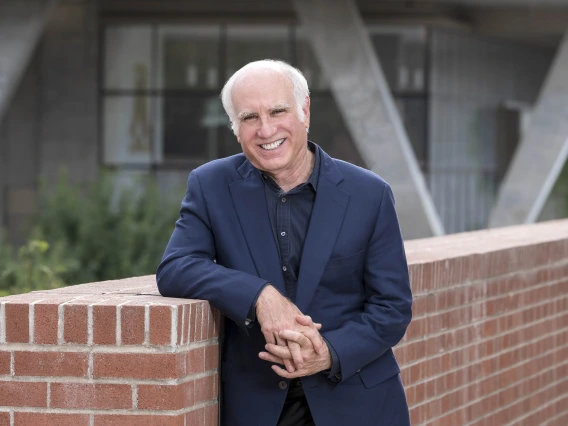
[395,97,428,171]
[161,95,227,163]
[158,26,221,90]
[103,96,155,165]
[309,94,365,168]
[104,26,153,90]
[296,32,329,90]
[225,26,290,78]
[368,26,427,93]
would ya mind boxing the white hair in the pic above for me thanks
[220,60,310,135]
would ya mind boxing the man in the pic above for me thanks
[157,59,412,426]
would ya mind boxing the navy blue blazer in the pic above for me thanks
[157,146,413,426]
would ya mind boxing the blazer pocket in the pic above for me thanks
[325,249,365,271]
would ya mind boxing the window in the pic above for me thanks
[102,24,428,173]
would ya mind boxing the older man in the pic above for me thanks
[157,59,412,426]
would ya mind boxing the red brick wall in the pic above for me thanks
[0,276,220,425]
[1,220,567,425]
[399,220,568,426]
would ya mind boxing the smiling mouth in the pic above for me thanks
[260,139,284,150]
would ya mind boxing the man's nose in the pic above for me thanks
[256,117,277,139]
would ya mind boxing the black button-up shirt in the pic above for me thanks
[262,142,320,302]
[248,142,340,380]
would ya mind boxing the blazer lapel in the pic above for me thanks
[296,150,349,313]
[229,160,286,294]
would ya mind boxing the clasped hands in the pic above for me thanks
[255,285,331,378]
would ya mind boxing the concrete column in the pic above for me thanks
[292,0,443,239]
[0,0,56,127]
[489,32,568,227]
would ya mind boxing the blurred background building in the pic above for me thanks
[1,0,568,243]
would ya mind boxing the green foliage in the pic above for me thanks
[0,239,79,296]
[0,170,182,294]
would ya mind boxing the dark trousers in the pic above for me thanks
[277,379,316,426]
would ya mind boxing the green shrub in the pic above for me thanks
[0,170,183,294]
[0,239,79,295]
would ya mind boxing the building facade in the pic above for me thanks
[1,0,566,243]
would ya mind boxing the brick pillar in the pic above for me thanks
[0,276,220,425]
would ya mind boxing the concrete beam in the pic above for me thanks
[0,0,57,127]
[471,7,568,40]
[489,32,568,227]
[292,0,444,239]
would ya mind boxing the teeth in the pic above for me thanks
[261,139,284,150]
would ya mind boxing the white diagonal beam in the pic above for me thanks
[0,0,57,126]
[490,32,568,227]
[292,0,444,239]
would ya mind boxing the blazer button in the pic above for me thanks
[279,381,288,390]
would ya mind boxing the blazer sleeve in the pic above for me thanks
[321,183,413,382]
[156,170,268,330]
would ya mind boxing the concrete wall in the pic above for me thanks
[428,29,555,234]
[1,220,567,425]
[0,0,99,243]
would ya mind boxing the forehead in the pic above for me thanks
[232,69,294,111]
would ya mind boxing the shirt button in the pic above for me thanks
[279,381,288,390]
[280,231,286,237]
[282,266,287,272]
[281,197,286,203]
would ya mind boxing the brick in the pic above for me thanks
[121,305,145,345]
[205,403,218,426]
[64,304,88,344]
[93,304,116,345]
[195,374,216,404]
[0,352,10,375]
[14,351,88,377]
[188,303,197,342]
[51,383,131,409]
[186,408,205,426]
[187,347,205,374]
[177,304,184,345]
[34,303,59,344]
[137,380,195,410]
[14,413,90,426]
[150,305,171,345]
[0,412,8,426]
[180,304,190,345]
[94,414,185,426]
[0,382,47,407]
[5,303,29,343]
[195,303,204,342]
[93,353,184,379]
[205,344,219,371]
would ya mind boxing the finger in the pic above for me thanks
[263,330,276,346]
[296,315,318,329]
[301,328,325,354]
[265,343,293,359]
[279,330,311,347]
[271,364,299,379]
[314,322,323,330]
[258,351,285,365]
[276,336,295,373]
[288,341,304,369]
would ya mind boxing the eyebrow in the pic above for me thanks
[236,103,291,121]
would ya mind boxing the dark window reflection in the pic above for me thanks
[309,94,365,167]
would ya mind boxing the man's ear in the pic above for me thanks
[302,96,311,129]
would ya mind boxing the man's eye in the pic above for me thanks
[243,115,257,121]
[272,109,286,115]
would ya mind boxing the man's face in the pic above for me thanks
[231,69,310,176]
